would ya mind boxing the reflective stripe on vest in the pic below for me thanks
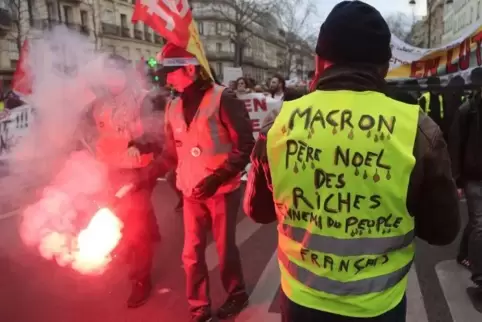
[280,223,415,256]
[278,246,413,296]
[168,85,240,196]
[421,92,444,119]
[267,90,418,318]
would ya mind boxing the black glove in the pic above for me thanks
[191,174,223,200]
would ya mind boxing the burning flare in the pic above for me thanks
[73,207,123,274]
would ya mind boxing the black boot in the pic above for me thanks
[127,278,152,308]
[216,293,249,320]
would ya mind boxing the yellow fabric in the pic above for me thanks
[421,92,444,119]
[0,101,4,111]
[267,90,419,318]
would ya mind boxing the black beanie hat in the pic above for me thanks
[316,1,392,65]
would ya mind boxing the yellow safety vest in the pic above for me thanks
[420,92,444,119]
[267,90,418,318]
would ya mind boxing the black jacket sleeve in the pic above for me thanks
[243,119,277,224]
[410,114,460,245]
[448,102,470,187]
[215,89,255,180]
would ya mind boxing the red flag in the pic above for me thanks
[12,40,32,96]
[132,0,192,48]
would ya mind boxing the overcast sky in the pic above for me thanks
[317,0,428,19]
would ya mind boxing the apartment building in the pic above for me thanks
[0,0,314,86]
[0,0,162,86]
[191,0,314,84]
[443,0,482,44]
[408,0,445,47]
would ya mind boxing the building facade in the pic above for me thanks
[443,0,482,44]
[0,0,163,86]
[190,0,314,84]
[0,0,315,87]
[408,0,445,48]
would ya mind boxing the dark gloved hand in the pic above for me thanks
[192,174,223,200]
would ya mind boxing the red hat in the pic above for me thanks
[158,43,199,67]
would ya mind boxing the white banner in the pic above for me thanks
[0,105,34,161]
[236,93,282,140]
[236,93,282,181]
[389,23,482,71]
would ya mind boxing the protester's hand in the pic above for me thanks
[127,146,141,160]
[192,175,222,200]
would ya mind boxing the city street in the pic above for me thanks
[0,181,480,322]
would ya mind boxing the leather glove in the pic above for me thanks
[191,174,223,200]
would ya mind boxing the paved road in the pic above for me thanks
[0,182,480,322]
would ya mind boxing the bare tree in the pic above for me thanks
[385,12,412,41]
[3,0,33,58]
[209,0,280,66]
[276,0,318,78]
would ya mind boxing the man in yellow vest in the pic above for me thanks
[419,76,445,128]
[81,54,161,308]
[132,43,255,322]
[244,1,461,321]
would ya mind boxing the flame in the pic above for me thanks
[72,207,123,274]
[19,151,124,275]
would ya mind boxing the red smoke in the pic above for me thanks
[20,151,123,275]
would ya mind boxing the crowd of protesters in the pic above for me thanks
[226,74,308,102]
[0,89,25,112]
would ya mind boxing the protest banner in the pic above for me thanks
[0,105,34,161]
[387,25,482,82]
[236,93,282,181]
[132,0,213,79]
[236,93,282,140]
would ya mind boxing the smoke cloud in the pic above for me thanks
[8,26,160,274]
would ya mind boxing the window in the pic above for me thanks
[120,13,128,28]
[197,21,204,35]
[103,9,114,23]
[63,6,73,23]
[80,10,88,26]
[215,22,221,35]
[229,43,234,53]
[216,42,222,52]
[47,2,55,20]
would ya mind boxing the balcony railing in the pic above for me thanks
[121,27,130,37]
[144,32,152,42]
[134,29,143,40]
[102,22,119,36]
[205,50,234,61]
